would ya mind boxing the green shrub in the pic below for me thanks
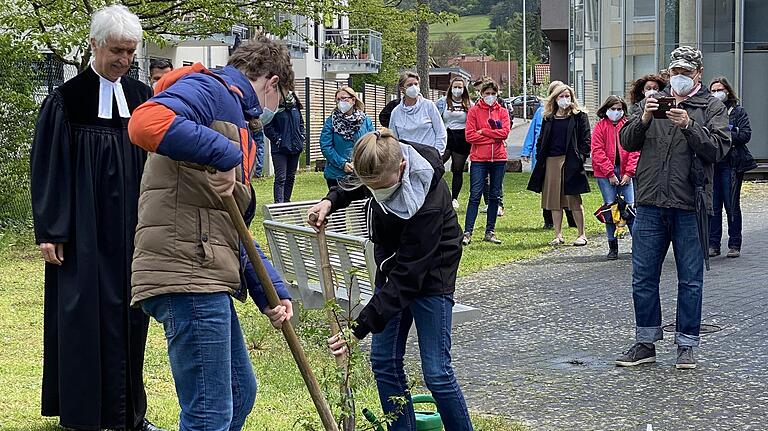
[0,36,39,225]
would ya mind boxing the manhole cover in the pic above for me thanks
[662,323,722,334]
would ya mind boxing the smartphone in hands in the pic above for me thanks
[653,97,677,119]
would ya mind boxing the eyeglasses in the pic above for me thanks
[336,96,353,102]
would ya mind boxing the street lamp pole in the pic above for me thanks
[502,49,511,99]
[522,0,527,121]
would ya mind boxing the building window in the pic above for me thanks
[633,0,655,19]
[744,0,768,50]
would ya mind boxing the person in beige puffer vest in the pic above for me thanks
[127,37,295,430]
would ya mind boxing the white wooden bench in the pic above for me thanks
[262,199,479,324]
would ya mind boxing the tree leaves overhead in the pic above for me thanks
[0,0,345,70]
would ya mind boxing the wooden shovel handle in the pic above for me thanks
[222,196,338,431]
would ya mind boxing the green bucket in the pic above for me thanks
[412,394,443,431]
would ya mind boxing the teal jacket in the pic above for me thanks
[319,113,374,180]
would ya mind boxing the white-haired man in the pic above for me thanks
[30,5,162,431]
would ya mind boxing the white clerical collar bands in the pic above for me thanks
[91,64,131,119]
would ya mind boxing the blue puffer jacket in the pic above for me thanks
[319,113,374,180]
[264,105,305,155]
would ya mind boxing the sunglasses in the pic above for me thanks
[487,118,502,129]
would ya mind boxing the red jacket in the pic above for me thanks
[591,117,639,178]
[465,99,510,162]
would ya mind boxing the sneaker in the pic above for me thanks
[708,247,720,257]
[452,199,460,209]
[675,346,697,369]
[615,342,656,367]
[726,248,740,258]
[461,233,472,246]
[481,205,488,213]
[497,207,504,217]
[484,231,502,244]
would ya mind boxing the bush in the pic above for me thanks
[0,36,39,225]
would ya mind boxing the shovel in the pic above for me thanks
[222,195,338,431]
[309,211,356,431]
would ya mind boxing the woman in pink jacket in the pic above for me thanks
[462,79,510,245]
[591,95,639,260]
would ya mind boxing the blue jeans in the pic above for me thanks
[631,206,704,347]
[141,293,257,431]
[254,131,265,177]
[482,175,504,208]
[370,295,473,431]
[464,161,506,235]
[709,162,742,250]
[596,167,635,240]
[272,152,300,203]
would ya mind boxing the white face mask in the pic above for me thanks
[483,95,497,106]
[606,109,624,122]
[451,87,464,98]
[644,89,658,98]
[367,182,401,203]
[712,90,727,101]
[338,101,353,113]
[670,73,695,96]
[557,97,571,109]
[405,85,420,99]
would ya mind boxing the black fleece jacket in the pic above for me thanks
[324,141,463,340]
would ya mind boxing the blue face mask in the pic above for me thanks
[259,107,275,125]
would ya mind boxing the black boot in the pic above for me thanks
[607,240,619,260]
[565,209,577,228]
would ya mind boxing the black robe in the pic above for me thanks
[30,67,153,431]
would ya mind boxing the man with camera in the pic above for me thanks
[616,46,730,370]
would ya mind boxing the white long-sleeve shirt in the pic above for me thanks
[389,96,447,154]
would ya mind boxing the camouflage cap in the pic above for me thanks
[669,46,703,71]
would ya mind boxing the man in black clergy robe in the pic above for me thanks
[30,5,162,431]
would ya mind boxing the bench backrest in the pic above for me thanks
[263,199,376,314]
[263,199,369,237]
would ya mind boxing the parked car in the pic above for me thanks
[507,95,542,119]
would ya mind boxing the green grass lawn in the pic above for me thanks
[0,170,608,431]
[429,15,493,40]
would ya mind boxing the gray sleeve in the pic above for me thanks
[682,99,731,164]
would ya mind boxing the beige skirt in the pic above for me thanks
[541,155,583,211]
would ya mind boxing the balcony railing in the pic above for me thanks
[323,29,382,74]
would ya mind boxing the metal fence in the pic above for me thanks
[293,78,446,167]
[294,78,403,166]
[2,55,157,224]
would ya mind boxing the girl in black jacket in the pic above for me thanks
[308,129,474,431]
[708,77,757,258]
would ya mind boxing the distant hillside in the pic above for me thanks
[429,15,493,41]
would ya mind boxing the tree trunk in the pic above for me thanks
[416,0,430,96]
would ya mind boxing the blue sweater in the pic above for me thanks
[319,113,374,180]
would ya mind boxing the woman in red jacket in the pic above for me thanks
[591,95,639,259]
[462,79,510,245]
